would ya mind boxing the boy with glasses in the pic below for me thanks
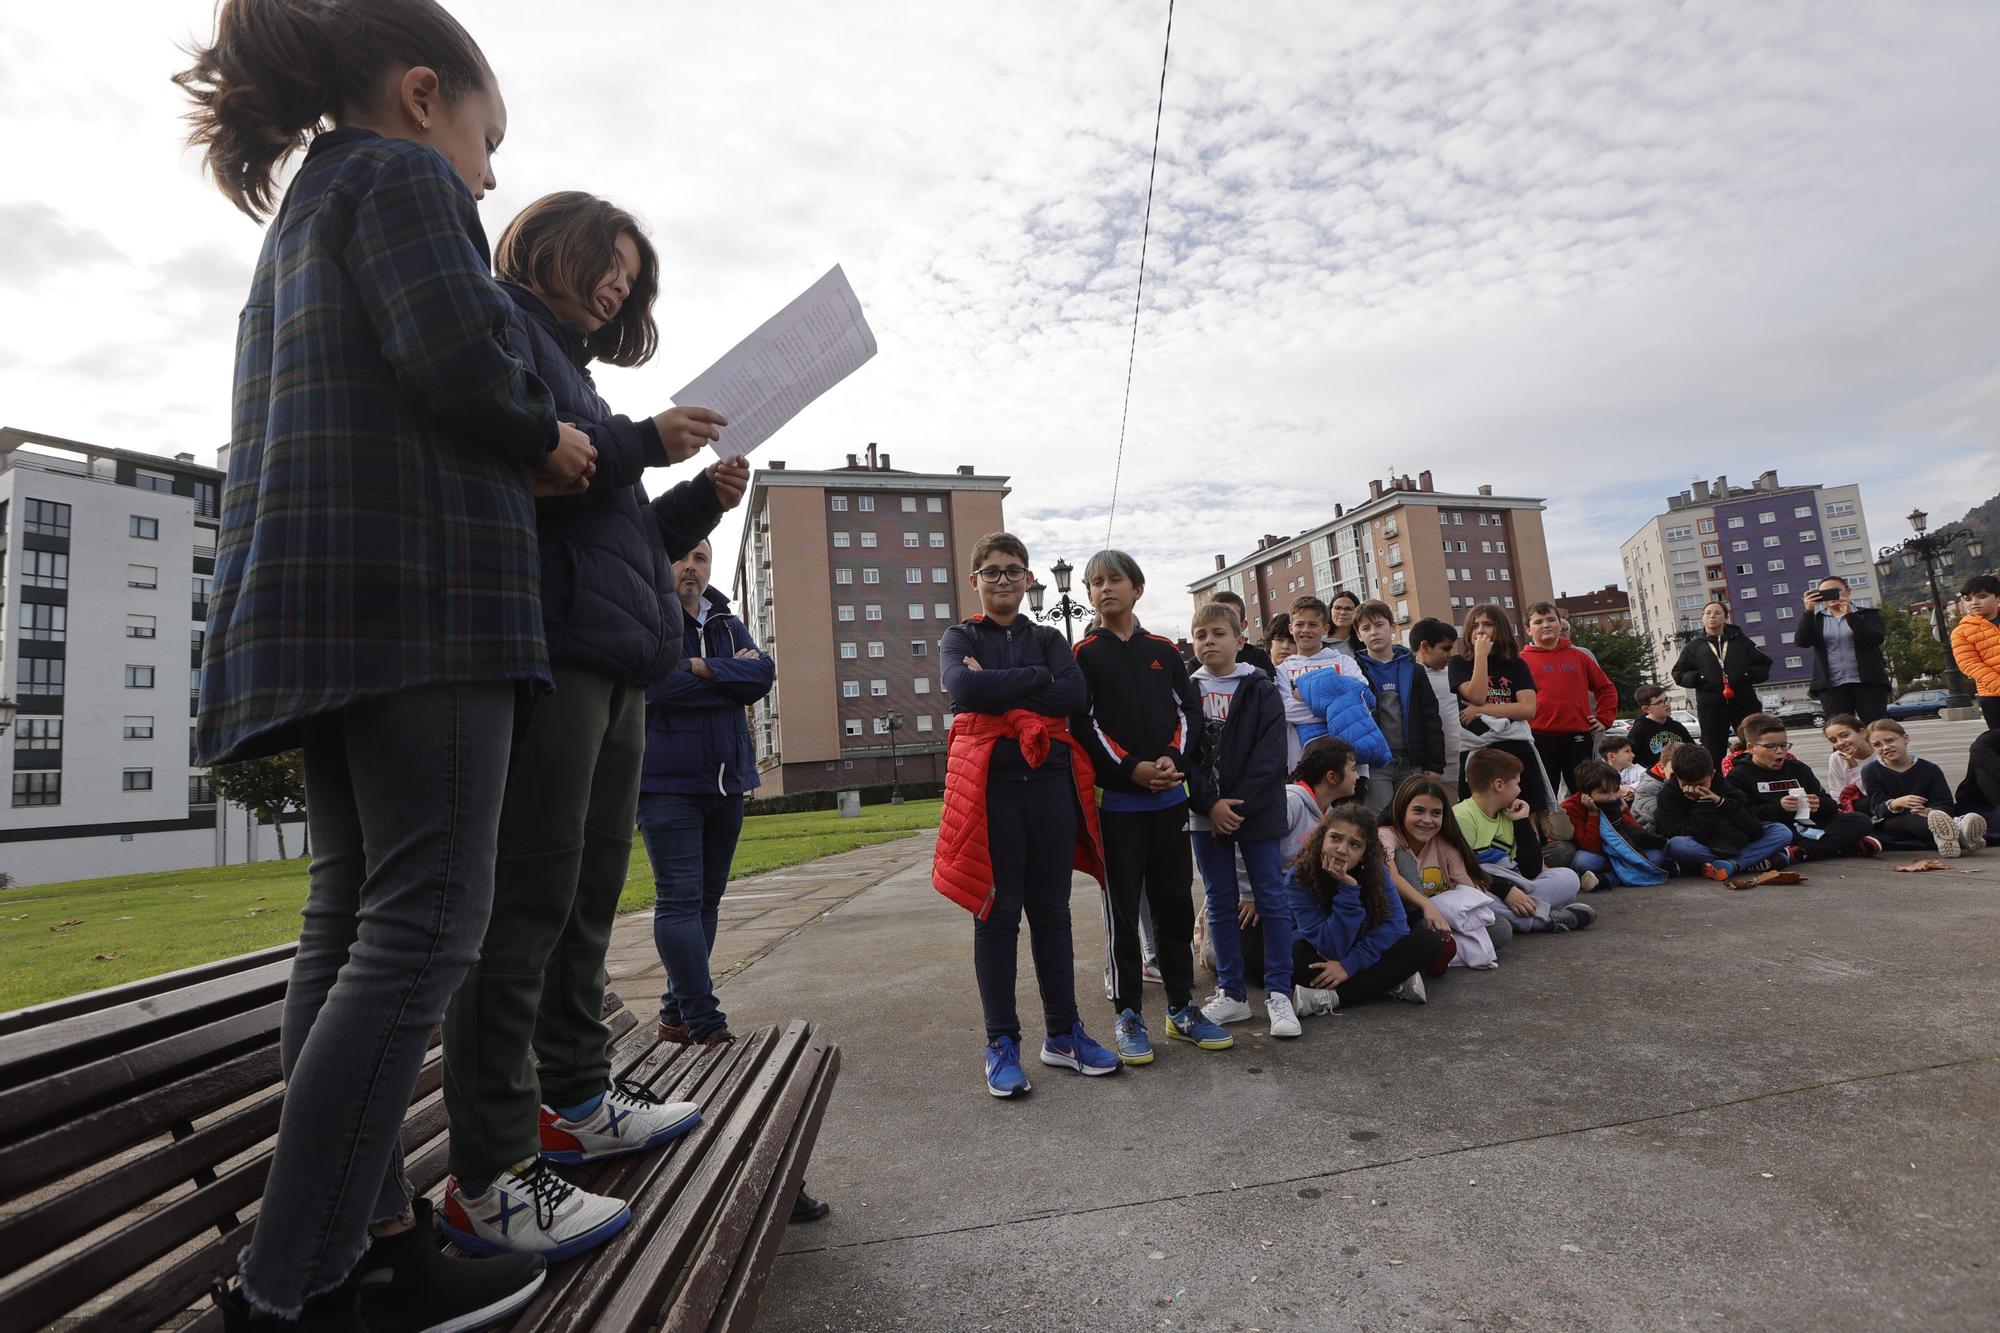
[935,534,1120,1096]
[1722,713,1879,861]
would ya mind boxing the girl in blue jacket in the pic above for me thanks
[1288,802,1446,1016]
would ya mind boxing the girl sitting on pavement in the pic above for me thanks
[1289,802,1447,1015]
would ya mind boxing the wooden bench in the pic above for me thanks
[0,944,839,1332]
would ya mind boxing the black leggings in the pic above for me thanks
[1819,683,1891,726]
[1696,695,1760,762]
[1293,930,1447,1006]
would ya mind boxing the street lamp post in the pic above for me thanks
[878,709,905,804]
[0,697,17,738]
[1027,557,1090,644]
[1875,508,1986,710]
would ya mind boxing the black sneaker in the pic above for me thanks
[1553,902,1599,932]
[213,1278,365,1331]
[355,1197,548,1333]
[790,1188,832,1224]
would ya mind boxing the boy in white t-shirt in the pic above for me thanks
[1274,594,1365,768]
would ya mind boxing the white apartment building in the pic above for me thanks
[0,427,288,886]
[1621,470,1875,705]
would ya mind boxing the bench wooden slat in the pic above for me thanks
[0,943,297,1037]
[0,960,292,1088]
[702,1041,841,1333]
[667,1037,838,1333]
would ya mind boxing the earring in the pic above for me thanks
[420,119,431,130]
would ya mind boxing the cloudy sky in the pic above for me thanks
[3,1,1996,608]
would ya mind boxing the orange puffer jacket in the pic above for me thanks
[1951,614,2000,697]
[933,710,1106,917]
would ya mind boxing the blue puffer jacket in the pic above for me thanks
[1293,668,1392,767]
[501,282,722,683]
[642,587,774,796]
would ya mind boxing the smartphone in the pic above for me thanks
[1808,589,1835,603]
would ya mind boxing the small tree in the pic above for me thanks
[1881,606,1946,691]
[1570,625,1652,711]
[209,751,306,860]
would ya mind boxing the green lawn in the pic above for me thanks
[0,800,939,1013]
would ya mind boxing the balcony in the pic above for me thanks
[189,774,215,807]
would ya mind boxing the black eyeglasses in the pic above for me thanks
[974,565,1029,584]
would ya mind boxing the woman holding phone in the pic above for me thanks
[1794,576,1890,724]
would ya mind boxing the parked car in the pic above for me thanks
[1775,698,1829,730]
[1671,709,1698,731]
[1887,688,1950,721]
[1602,718,1631,740]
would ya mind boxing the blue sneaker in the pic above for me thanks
[1112,1008,1154,1065]
[1165,1005,1234,1050]
[985,1036,1032,1098]
[1039,1023,1121,1076]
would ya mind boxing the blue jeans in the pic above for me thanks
[1190,831,1294,1000]
[1569,847,1671,884]
[1666,823,1791,874]
[638,791,747,1038]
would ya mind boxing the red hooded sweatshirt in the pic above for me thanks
[1521,638,1617,734]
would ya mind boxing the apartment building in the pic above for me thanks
[1186,470,1555,637]
[732,444,1007,795]
[1620,471,1875,703]
[1553,584,1633,633]
[0,427,288,885]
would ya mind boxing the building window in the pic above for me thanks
[1499,568,1511,581]
[1776,606,1795,620]
[1767,559,1785,571]
[135,470,175,494]
[1460,568,1472,581]
[844,718,863,736]
[22,603,67,640]
[1670,550,1696,565]
[1798,529,1817,542]
[834,568,853,586]
[1728,517,1745,529]
[1697,518,1716,533]
[1785,655,1804,670]
[842,681,860,698]
[1495,541,1507,554]
[1701,542,1719,558]
[857,496,875,512]
[1456,541,1468,553]
[129,563,158,588]
[930,567,949,583]
[15,717,61,755]
[12,773,61,807]
[19,658,63,696]
[896,496,915,513]
[862,568,880,584]
[927,497,943,513]
[1732,540,1749,552]
[909,604,925,619]
[126,664,156,688]
[867,641,885,658]
[1743,610,1763,623]
[1752,634,1768,646]
[928,532,946,548]
[903,532,921,548]
[1485,568,1496,581]
[1803,553,1823,567]
[24,498,73,536]
[837,605,855,621]
[25,550,69,588]
[1850,573,1871,588]
[121,768,154,792]
[1758,511,1776,524]
[914,677,931,694]
[911,640,928,657]
[873,717,890,735]
[1793,505,1812,518]
[870,679,888,697]
[1443,540,1454,554]
[1502,596,1515,609]
[1481,541,1492,554]
[1738,588,1758,600]
[833,531,850,548]
[866,605,883,621]
[904,568,922,584]
[1828,525,1859,541]
[934,603,951,619]
[1665,525,1693,541]
[1825,501,1855,517]
[1453,513,1463,525]
[917,714,935,732]
[194,480,218,518]
[130,514,160,540]
[861,532,878,548]
[1761,536,1781,549]
[831,496,849,511]
[840,643,858,660]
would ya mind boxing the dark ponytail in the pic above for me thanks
[173,0,494,220]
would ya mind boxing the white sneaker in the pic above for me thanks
[539,1081,700,1164]
[1927,807,1961,858]
[1958,813,1987,853]
[440,1159,630,1261]
[1200,990,1255,1025]
[1292,984,1340,1017]
[1389,973,1429,1004]
[1266,991,1302,1038]
[1577,870,1602,893]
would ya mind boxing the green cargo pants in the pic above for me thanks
[442,665,645,1180]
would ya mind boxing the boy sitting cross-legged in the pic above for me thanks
[1558,760,1672,887]
[1655,744,1793,881]
[1187,602,1300,1039]
[1453,747,1596,934]
[1722,713,1880,861]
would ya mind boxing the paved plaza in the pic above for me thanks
[605,719,2000,1332]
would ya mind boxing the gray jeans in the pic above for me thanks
[238,683,516,1316]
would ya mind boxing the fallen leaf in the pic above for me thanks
[1148,1251,1165,1260]
[1759,1172,1775,1179]
[1561,1244,1583,1253]
[50,917,83,932]
[92,952,120,961]
[1895,859,1948,873]
[1259,1239,1275,1249]
[1388,1259,1407,1266]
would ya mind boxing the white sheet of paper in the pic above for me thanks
[672,264,877,461]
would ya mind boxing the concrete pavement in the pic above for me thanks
[609,719,2000,1331]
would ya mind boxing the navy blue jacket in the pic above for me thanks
[643,587,774,796]
[940,614,1087,781]
[501,283,722,683]
[1188,670,1289,843]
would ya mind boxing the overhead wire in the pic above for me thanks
[1103,0,1174,547]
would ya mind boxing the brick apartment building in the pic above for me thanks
[731,444,1007,795]
[1553,584,1633,633]
[1186,470,1555,638]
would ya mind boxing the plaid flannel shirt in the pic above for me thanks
[197,129,558,764]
